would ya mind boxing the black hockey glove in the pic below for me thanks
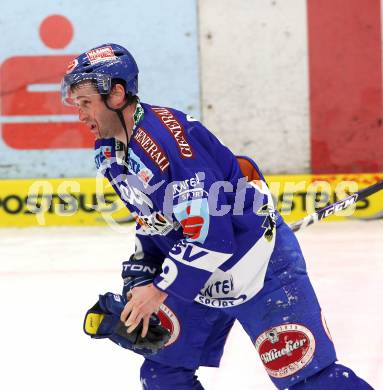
[83,292,171,356]
[121,254,160,297]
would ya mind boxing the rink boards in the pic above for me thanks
[0,173,382,227]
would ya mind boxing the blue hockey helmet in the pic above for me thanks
[61,43,139,106]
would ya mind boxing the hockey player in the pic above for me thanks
[61,43,373,389]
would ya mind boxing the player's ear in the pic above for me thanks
[108,83,126,108]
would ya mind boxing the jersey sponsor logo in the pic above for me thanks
[151,106,194,158]
[172,172,205,201]
[173,198,210,243]
[157,303,181,347]
[197,275,247,307]
[169,240,209,262]
[197,294,247,308]
[173,187,207,203]
[180,208,205,240]
[86,46,116,64]
[200,275,234,297]
[133,127,170,171]
[135,211,179,236]
[168,240,231,271]
[255,324,316,378]
[128,149,154,188]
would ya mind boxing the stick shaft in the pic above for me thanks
[288,180,383,232]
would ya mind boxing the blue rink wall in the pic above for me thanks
[0,0,200,179]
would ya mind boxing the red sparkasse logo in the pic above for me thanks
[86,46,116,64]
[151,107,194,158]
[255,324,316,378]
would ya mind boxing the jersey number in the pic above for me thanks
[156,258,178,290]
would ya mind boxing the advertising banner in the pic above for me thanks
[1,173,381,227]
[0,1,200,179]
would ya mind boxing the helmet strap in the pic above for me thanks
[102,97,131,147]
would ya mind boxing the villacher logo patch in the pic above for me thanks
[255,323,316,378]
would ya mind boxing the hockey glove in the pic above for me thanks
[121,254,160,296]
[83,292,171,356]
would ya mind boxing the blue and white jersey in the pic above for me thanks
[95,102,282,307]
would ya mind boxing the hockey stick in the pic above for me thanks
[288,180,383,232]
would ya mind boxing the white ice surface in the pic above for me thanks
[0,221,382,390]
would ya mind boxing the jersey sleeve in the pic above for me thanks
[133,223,167,263]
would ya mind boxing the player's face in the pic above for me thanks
[71,82,121,139]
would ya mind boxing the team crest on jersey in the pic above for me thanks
[157,304,181,347]
[255,324,316,378]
